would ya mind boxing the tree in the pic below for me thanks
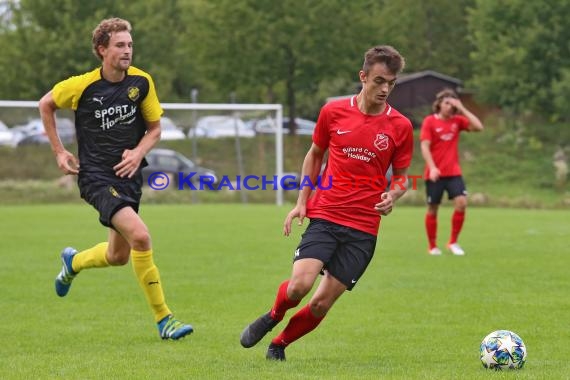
[468,0,570,120]
[117,0,196,101]
[0,0,124,99]
[363,0,476,80]
[187,0,370,133]
[0,0,195,101]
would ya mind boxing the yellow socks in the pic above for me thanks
[70,243,172,323]
[131,249,172,322]
[71,242,110,272]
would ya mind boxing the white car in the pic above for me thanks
[12,118,75,146]
[188,115,255,139]
[160,117,186,140]
[253,117,316,136]
[0,120,15,147]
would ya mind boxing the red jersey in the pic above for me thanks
[306,96,414,235]
[420,114,470,179]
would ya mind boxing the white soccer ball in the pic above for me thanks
[480,330,527,370]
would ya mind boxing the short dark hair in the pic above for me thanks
[362,45,405,75]
[92,18,132,60]
[432,88,459,113]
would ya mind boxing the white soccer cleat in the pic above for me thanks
[428,247,442,256]
[448,243,465,256]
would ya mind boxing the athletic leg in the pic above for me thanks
[111,207,192,339]
[240,258,322,348]
[267,272,346,360]
[449,195,467,244]
[425,180,444,255]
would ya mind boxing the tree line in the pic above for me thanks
[0,0,568,125]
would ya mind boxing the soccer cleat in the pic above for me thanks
[428,247,442,256]
[55,247,78,297]
[157,315,194,340]
[240,312,279,348]
[448,243,465,256]
[266,343,286,361]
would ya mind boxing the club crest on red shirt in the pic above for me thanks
[374,133,389,151]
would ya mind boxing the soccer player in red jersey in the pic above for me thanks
[240,45,414,361]
[420,89,484,256]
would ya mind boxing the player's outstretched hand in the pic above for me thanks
[374,192,393,216]
[283,204,306,236]
[114,148,143,178]
[56,150,79,175]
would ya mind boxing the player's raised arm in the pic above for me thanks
[448,97,484,132]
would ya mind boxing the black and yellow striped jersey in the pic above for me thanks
[52,66,163,176]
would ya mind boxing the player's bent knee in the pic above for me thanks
[308,299,331,317]
[129,230,151,251]
[107,249,130,266]
[287,279,313,300]
[454,197,467,211]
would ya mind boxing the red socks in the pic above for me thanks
[425,213,438,249]
[450,210,465,244]
[426,210,466,247]
[271,280,301,321]
[271,304,324,346]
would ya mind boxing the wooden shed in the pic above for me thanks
[389,71,461,109]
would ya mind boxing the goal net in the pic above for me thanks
[0,100,293,205]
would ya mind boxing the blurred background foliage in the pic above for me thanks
[0,0,569,123]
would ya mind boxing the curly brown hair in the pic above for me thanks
[91,18,132,60]
[432,88,459,114]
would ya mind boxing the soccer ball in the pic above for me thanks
[480,330,527,370]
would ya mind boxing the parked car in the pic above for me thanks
[160,117,186,140]
[142,148,218,188]
[0,120,16,147]
[13,118,75,146]
[253,117,316,136]
[188,115,255,139]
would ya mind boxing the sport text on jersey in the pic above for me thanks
[94,104,137,130]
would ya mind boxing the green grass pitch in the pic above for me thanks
[0,204,568,379]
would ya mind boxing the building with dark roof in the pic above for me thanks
[327,70,491,127]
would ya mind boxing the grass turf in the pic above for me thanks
[0,204,568,379]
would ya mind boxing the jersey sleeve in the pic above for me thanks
[419,115,433,142]
[456,115,470,131]
[140,74,163,122]
[312,104,331,150]
[392,119,414,169]
[52,75,84,110]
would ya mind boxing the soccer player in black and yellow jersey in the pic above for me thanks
[39,17,193,340]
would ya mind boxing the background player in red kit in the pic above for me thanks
[240,45,414,361]
[420,89,484,256]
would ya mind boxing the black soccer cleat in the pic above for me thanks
[266,343,286,361]
[240,311,279,348]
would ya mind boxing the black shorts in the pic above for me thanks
[293,218,377,290]
[78,173,142,228]
[425,175,467,205]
